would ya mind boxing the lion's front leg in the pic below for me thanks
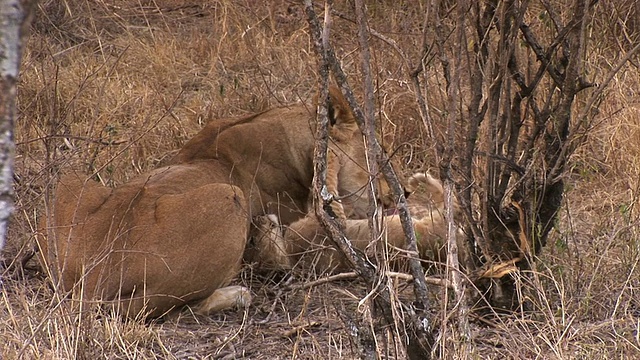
[323,148,347,222]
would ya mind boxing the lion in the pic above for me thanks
[37,86,404,318]
[246,172,467,275]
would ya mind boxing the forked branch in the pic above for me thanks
[303,1,434,358]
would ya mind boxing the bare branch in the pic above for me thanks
[354,0,381,247]
[287,271,452,291]
[304,2,393,358]
[436,0,472,345]
[304,0,376,287]
[304,2,435,358]
[319,26,433,319]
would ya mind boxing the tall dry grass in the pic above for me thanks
[2,0,640,358]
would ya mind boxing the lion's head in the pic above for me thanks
[319,87,406,219]
[172,85,405,224]
[245,214,292,271]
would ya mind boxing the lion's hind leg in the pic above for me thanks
[110,182,250,318]
[192,285,252,315]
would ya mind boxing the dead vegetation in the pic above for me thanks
[2,0,640,358]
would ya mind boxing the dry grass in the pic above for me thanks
[2,0,640,358]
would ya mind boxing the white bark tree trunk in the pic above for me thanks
[0,0,31,285]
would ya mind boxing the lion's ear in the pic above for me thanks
[313,86,358,140]
[326,100,337,126]
[326,86,357,141]
[326,86,355,126]
[313,86,357,124]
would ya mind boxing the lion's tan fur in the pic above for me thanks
[39,165,249,318]
[248,173,466,274]
[37,86,396,318]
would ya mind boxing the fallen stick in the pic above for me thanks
[289,271,452,291]
[282,321,321,338]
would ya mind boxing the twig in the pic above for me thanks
[89,90,184,178]
[282,321,321,338]
[289,272,359,290]
[17,134,127,147]
[440,0,471,346]
[287,271,452,292]
[387,272,452,288]
[257,278,290,324]
[354,0,381,252]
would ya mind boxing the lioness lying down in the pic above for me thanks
[246,173,466,274]
[37,87,403,318]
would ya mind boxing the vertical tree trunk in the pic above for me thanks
[0,0,32,284]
